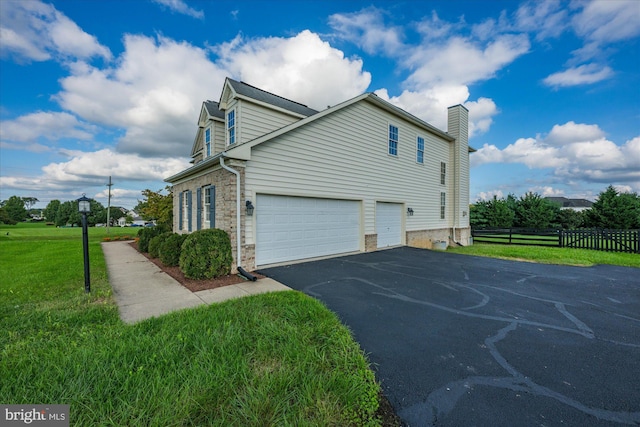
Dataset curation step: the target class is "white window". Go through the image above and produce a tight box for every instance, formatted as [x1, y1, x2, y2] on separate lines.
[440, 162, 446, 185]
[440, 192, 446, 220]
[204, 187, 213, 228]
[183, 191, 190, 230]
[416, 136, 424, 164]
[227, 110, 236, 145]
[388, 124, 398, 156]
[205, 127, 211, 157]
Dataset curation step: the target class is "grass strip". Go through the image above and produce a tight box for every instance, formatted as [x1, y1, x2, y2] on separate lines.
[447, 242, 639, 267]
[1, 223, 382, 426]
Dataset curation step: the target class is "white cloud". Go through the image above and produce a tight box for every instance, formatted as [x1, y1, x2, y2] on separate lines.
[476, 190, 505, 201]
[465, 98, 498, 137]
[329, 8, 528, 137]
[0, 0, 111, 62]
[543, 63, 613, 87]
[214, 30, 371, 110]
[405, 34, 530, 88]
[152, 0, 204, 19]
[571, 0, 640, 46]
[545, 121, 606, 145]
[52, 31, 371, 157]
[472, 123, 640, 192]
[374, 87, 498, 138]
[514, 0, 568, 40]
[328, 7, 404, 56]
[0, 111, 96, 144]
[55, 34, 227, 156]
[42, 149, 189, 183]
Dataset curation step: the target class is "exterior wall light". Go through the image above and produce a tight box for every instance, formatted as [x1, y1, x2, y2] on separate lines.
[77, 194, 91, 293]
[246, 200, 255, 216]
[407, 207, 414, 216]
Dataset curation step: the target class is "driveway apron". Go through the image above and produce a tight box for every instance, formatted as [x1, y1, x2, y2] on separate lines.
[260, 247, 640, 426]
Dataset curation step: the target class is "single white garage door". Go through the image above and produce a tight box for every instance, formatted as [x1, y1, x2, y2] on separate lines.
[256, 195, 360, 265]
[376, 202, 402, 248]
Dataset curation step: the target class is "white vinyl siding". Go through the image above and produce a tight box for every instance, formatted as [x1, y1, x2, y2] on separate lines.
[256, 195, 360, 265]
[213, 121, 225, 154]
[244, 100, 452, 244]
[238, 101, 302, 144]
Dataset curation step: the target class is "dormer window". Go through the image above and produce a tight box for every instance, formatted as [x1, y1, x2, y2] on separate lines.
[205, 127, 211, 156]
[227, 109, 236, 145]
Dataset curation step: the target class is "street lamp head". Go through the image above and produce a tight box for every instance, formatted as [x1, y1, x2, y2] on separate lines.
[77, 194, 91, 213]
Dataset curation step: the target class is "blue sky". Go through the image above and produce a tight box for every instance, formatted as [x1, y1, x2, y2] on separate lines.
[1, 0, 639, 210]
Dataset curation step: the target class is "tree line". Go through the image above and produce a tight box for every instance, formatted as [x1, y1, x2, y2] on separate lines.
[1, 187, 172, 228]
[471, 186, 640, 230]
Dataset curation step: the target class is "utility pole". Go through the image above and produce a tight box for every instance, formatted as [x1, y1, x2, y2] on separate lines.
[106, 176, 113, 234]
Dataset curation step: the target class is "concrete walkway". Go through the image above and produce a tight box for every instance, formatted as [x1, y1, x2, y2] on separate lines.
[101, 241, 290, 324]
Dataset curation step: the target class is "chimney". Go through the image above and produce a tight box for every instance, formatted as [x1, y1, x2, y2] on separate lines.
[447, 105, 470, 230]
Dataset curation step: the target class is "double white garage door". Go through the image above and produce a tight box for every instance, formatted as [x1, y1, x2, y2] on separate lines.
[256, 195, 402, 265]
[256, 195, 360, 265]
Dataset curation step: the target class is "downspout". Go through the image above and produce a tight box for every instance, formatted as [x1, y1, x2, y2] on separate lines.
[220, 155, 242, 271]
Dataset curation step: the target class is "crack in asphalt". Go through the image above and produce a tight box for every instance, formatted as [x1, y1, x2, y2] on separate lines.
[301, 267, 640, 426]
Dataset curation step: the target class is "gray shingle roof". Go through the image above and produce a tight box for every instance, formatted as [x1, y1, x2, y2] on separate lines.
[203, 100, 224, 119]
[227, 78, 318, 117]
[545, 197, 594, 208]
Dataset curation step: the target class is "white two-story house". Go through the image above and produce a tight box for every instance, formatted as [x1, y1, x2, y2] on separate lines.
[165, 78, 473, 272]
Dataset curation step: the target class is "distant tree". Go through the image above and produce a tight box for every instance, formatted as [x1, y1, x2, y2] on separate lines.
[0, 207, 17, 225]
[470, 202, 489, 228]
[585, 186, 640, 229]
[134, 187, 173, 228]
[55, 201, 77, 226]
[555, 209, 585, 230]
[22, 197, 39, 210]
[44, 200, 61, 222]
[514, 192, 559, 229]
[1, 196, 28, 223]
[486, 196, 515, 228]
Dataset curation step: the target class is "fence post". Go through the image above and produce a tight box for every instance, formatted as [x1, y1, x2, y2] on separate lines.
[509, 228, 513, 244]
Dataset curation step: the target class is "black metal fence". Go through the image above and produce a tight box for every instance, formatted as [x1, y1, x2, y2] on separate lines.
[472, 228, 639, 254]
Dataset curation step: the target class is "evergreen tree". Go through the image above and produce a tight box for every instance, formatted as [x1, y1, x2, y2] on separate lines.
[586, 186, 640, 229]
[514, 192, 559, 229]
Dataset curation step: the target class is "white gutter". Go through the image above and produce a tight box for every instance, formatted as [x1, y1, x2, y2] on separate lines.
[220, 155, 242, 269]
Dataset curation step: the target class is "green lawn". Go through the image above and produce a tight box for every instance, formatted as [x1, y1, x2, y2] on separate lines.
[447, 242, 640, 268]
[0, 223, 381, 426]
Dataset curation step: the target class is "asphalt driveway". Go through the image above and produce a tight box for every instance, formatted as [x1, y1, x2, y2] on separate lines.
[259, 247, 640, 426]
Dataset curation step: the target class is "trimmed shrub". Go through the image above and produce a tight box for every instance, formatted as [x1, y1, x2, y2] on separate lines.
[149, 232, 172, 259]
[179, 229, 233, 279]
[137, 224, 169, 253]
[159, 233, 188, 267]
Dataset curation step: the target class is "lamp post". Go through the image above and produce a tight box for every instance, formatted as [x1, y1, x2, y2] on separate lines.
[77, 194, 91, 293]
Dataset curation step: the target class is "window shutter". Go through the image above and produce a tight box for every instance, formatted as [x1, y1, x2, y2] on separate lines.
[178, 192, 183, 230]
[209, 186, 216, 228]
[187, 191, 193, 232]
[196, 187, 202, 231]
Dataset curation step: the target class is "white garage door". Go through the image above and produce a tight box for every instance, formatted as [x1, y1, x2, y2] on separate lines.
[256, 195, 360, 265]
[376, 202, 402, 248]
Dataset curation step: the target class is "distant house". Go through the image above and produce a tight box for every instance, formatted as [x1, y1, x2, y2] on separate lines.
[545, 197, 593, 212]
[118, 211, 145, 227]
[165, 78, 474, 272]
